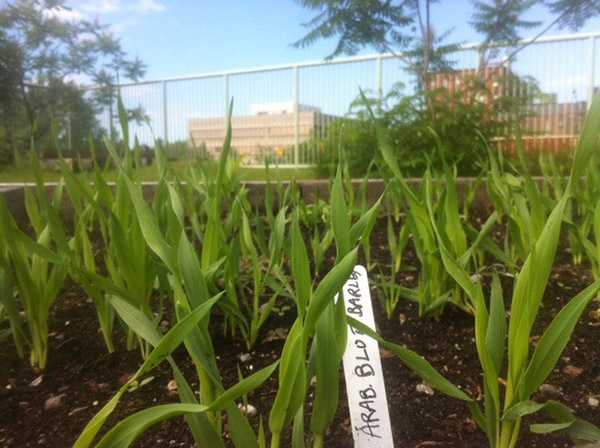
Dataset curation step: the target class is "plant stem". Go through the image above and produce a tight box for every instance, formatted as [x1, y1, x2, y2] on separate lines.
[507, 419, 521, 448]
[270, 433, 281, 448]
[313, 434, 324, 448]
[499, 419, 521, 448]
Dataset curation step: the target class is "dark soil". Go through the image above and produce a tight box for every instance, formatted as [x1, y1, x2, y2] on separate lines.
[1, 215, 599, 448]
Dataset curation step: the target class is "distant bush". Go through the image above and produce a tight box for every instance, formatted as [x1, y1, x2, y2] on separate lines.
[316, 75, 541, 178]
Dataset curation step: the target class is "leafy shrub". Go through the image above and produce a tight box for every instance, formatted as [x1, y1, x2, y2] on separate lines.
[317, 73, 542, 177]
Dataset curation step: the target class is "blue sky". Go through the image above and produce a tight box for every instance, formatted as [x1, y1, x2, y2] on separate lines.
[48, 1, 600, 146]
[57, 0, 600, 82]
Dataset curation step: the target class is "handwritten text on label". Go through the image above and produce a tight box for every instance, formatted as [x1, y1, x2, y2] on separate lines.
[341, 265, 394, 447]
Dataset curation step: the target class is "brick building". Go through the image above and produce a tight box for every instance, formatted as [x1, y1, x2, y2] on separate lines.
[430, 66, 585, 153]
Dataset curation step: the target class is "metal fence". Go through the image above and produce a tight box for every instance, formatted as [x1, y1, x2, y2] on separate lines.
[89, 32, 600, 166]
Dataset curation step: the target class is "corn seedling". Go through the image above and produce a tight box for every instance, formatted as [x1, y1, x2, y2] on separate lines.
[423, 136, 515, 315]
[352, 91, 600, 448]
[373, 215, 412, 319]
[0, 233, 25, 358]
[268, 151, 383, 448]
[568, 151, 600, 266]
[0, 192, 68, 369]
[70, 98, 263, 445]
[0, 144, 74, 369]
[233, 206, 289, 348]
[52, 138, 124, 353]
[362, 93, 466, 317]
[486, 130, 554, 265]
[301, 192, 334, 277]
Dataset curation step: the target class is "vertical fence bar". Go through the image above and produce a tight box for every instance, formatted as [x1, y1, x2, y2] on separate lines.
[162, 81, 169, 144]
[224, 73, 230, 121]
[589, 36, 596, 110]
[294, 65, 299, 166]
[223, 74, 230, 161]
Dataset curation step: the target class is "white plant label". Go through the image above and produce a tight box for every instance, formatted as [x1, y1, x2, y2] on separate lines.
[341, 265, 394, 447]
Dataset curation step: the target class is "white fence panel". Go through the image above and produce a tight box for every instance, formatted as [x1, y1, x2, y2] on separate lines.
[88, 32, 599, 166]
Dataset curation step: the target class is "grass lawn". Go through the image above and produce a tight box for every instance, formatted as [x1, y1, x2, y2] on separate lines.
[0, 159, 324, 183]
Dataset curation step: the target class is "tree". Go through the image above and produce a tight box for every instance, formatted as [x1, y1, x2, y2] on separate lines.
[296, 0, 600, 174]
[0, 0, 146, 160]
[294, 0, 599, 118]
[294, 0, 460, 120]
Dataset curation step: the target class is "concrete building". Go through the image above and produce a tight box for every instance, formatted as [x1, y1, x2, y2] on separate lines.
[188, 103, 336, 163]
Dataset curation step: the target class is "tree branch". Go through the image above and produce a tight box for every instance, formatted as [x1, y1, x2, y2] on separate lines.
[479, 7, 571, 87]
[380, 41, 419, 73]
[499, 10, 567, 68]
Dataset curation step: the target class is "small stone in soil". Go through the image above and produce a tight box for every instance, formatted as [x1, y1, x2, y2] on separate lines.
[68, 406, 88, 416]
[470, 273, 482, 284]
[538, 383, 562, 396]
[563, 365, 583, 377]
[44, 396, 62, 410]
[167, 380, 178, 393]
[588, 397, 599, 408]
[416, 382, 434, 395]
[159, 320, 170, 333]
[239, 353, 252, 363]
[238, 403, 257, 417]
[29, 375, 43, 387]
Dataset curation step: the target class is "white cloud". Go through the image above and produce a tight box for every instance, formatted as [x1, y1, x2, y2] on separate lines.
[67, 0, 165, 24]
[110, 19, 138, 34]
[133, 0, 165, 14]
[80, 0, 122, 15]
[57, 0, 165, 36]
[43, 6, 85, 22]
[64, 72, 94, 86]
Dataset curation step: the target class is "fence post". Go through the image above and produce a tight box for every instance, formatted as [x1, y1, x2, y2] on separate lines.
[589, 36, 596, 110]
[224, 73, 230, 159]
[162, 81, 169, 144]
[294, 65, 299, 166]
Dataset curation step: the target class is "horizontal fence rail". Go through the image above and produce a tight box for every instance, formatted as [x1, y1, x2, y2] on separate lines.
[75, 32, 600, 166]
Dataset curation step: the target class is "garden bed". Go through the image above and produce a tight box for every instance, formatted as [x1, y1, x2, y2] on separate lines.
[1, 215, 599, 448]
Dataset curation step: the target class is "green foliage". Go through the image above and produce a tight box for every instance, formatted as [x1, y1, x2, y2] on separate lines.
[3, 72, 600, 447]
[360, 90, 600, 448]
[295, 0, 599, 85]
[0, 152, 70, 369]
[0, 0, 145, 162]
[293, 0, 412, 59]
[317, 72, 542, 177]
[300, 0, 598, 178]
